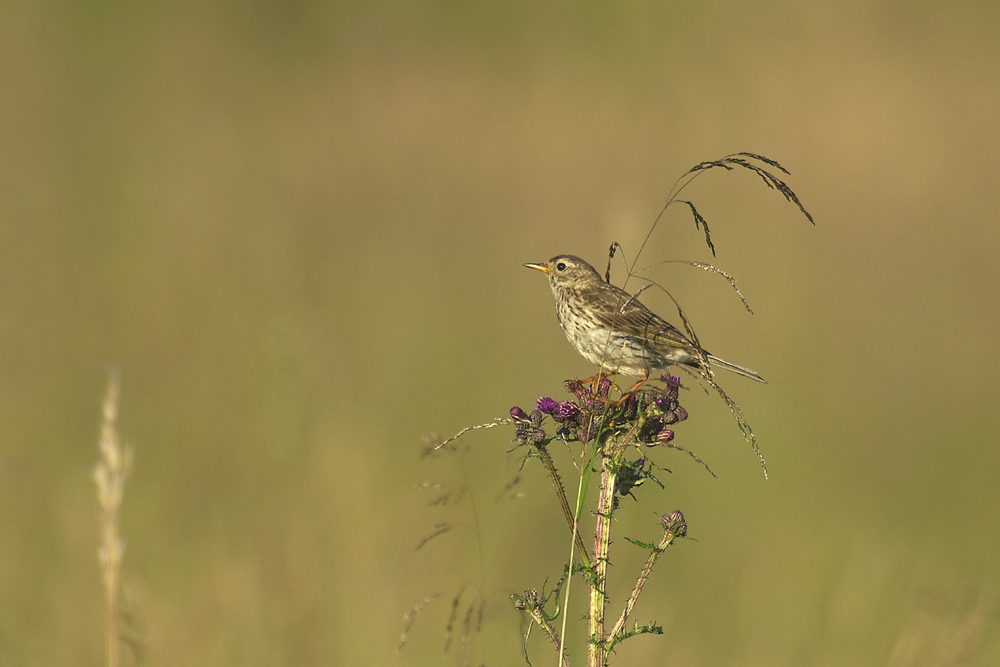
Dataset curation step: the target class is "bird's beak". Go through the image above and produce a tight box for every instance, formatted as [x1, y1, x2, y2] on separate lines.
[524, 262, 553, 275]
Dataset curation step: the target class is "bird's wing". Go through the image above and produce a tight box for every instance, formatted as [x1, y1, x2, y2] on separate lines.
[586, 284, 695, 351]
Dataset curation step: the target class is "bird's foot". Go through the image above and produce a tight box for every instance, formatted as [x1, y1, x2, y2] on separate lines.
[581, 372, 620, 400]
[613, 372, 650, 408]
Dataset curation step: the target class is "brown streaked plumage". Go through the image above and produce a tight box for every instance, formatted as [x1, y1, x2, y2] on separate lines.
[524, 254, 765, 385]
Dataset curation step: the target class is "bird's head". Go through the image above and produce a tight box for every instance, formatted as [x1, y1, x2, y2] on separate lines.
[524, 255, 601, 290]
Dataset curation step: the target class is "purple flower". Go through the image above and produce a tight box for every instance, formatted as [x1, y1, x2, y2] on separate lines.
[656, 429, 675, 443]
[537, 397, 559, 415]
[654, 395, 674, 412]
[555, 401, 580, 422]
[619, 393, 639, 419]
[666, 406, 688, 424]
[597, 377, 612, 397]
[514, 374, 686, 449]
[564, 379, 588, 401]
[659, 374, 682, 391]
[514, 407, 548, 445]
[649, 374, 688, 425]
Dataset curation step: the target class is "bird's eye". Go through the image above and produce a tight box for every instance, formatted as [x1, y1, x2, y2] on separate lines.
[556, 262, 567, 271]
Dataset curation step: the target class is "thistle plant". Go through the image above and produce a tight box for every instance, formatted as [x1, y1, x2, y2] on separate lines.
[423, 374, 702, 666]
[413, 152, 811, 665]
[509, 374, 702, 666]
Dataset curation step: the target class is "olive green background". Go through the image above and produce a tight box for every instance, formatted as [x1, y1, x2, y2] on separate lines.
[2, 1, 998, 665]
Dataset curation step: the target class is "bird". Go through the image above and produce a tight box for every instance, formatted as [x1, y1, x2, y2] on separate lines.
[524, 254, 765, 392]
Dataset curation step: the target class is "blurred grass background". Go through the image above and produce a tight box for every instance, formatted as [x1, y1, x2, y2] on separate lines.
[1, 0, 999, 665]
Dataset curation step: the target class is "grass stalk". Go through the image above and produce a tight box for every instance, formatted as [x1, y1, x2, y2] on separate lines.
[93, 371, 132, 667]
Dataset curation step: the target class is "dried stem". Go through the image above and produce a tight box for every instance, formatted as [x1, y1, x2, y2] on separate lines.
[514, 589, 573, 667]
[93, 370, 132, 667]
[398, 594, 440, 651]
[606, 511, 687, 654]
[431, 418, 512, 451]
[536, 444, 591, 568]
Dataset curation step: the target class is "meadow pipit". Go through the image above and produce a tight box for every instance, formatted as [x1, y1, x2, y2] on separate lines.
[525, 255, 765, 392]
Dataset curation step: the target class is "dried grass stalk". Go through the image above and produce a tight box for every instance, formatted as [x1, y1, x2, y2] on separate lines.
[93, 371, 132, 667]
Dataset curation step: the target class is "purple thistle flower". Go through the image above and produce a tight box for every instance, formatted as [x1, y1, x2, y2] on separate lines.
[666, 406, 688, 424]
[555, 401, 580, 422]
[513, 373, 685, 449]
[513, 407, 548, 446]
[537, 397, 559, 415]
[620, 393, 639, 420]
[654, 395, 675, 412]
[564, 379, 586, 399]
[597, 377, 612, 397]
[659, 374, 682, 392]
[656, 429, 675, 443]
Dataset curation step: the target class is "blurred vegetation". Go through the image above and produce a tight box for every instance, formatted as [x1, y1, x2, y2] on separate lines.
[1, 0, 998, 665]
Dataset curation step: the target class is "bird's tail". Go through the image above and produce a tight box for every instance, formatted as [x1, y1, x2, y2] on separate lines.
[706, 354, 766, 383]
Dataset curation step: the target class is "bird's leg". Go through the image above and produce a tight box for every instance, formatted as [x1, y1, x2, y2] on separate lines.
[582, 372, 619, 400]
[615, 369, 650, 407]
[582, 371, 614, 387]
